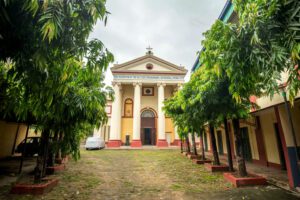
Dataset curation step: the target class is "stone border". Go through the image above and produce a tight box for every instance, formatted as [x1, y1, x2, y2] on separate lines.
[10, 178, 59, 195]
[223, 173, 267, 187]
[46, 164, 66, 175]
[204, 163, 229, 172]
[55, 157, 68, 164]
[187, 154, 201, 159]
[192, 159, 212, 164]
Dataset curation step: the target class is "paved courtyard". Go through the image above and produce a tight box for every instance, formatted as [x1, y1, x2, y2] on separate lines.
[0, 149, 299, 200]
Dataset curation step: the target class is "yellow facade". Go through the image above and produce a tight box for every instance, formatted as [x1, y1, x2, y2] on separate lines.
[278, 102, 300, 146]
[204, 126, 211, 151]
[120, 117, 176, 144]
[165, 118, 175, 142]
[259, 111, 281, 164]
[0, 121, 37, 158]
[121, 118, 133, 142]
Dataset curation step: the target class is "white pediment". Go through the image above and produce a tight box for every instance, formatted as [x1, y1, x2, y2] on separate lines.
[124, 60, 172, 72]
[111, 54, 187, 75]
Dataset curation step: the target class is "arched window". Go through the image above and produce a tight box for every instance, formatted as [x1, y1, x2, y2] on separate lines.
[141, 110, 155, 118]
[124, 99, 133, 117]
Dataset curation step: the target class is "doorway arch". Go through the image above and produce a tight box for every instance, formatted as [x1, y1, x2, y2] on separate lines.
[141, 109, 156, 145]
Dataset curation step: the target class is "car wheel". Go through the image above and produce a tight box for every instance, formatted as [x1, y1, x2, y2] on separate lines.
[86, 148, 89, 150]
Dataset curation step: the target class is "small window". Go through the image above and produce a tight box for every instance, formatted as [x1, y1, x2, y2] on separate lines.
[146, 63, 153, 70]
[142, 87, 154, 96]
[124, 99, 133, 117]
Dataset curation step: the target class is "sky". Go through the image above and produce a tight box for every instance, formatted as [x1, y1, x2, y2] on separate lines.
[89, 0, 227, 86]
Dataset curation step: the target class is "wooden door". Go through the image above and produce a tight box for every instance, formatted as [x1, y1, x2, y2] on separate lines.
[151, 128, 156, 145]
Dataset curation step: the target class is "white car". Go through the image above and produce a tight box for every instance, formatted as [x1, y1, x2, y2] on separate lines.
[85, 137, 105, 150]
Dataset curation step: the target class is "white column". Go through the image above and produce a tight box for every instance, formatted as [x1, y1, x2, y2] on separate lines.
[132, 82, 142, 141]
[157, 83, 166, 140]
[109, 82, 122, 142]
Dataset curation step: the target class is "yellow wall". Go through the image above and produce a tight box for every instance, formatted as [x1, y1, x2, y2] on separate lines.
[120, 84, 175, 118]
[259, 110, 281, 164]
[120, 117, 175, 143]
[0, 121, 33, 158]
[278, 102, 300, 147]
[121, 85, 134, 116]
[121, 118, 133, 143]
[204, 126, 211, 151]
[165, 118, 175, 141]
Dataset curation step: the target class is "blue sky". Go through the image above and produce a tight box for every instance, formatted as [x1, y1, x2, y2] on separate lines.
[90, 0, 226, 85]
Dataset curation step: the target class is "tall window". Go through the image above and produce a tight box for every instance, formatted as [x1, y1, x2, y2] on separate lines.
[124, 99, 133, 117]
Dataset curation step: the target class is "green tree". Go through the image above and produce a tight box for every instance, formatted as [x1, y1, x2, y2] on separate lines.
[0, 0, 114, 182]
[199, 0, 300, 176]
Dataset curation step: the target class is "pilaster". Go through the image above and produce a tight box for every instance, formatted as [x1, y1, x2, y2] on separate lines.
[157, 83, 168, 147]
[131, 82, 142, 147]
[107, 82, 122, 148]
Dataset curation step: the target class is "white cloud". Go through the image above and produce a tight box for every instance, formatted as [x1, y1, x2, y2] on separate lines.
[89, 0, 226, 86]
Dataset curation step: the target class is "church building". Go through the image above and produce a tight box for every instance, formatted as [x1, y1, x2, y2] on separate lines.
[95, 49, 187, 147]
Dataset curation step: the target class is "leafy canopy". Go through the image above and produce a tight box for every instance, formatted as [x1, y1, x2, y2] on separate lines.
[0, 0, 114, 158]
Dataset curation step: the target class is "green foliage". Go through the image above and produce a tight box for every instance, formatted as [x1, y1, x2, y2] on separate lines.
[164, 66, 250, 137]
[0, 0, 114, 158]
[200, 0, 300, 103]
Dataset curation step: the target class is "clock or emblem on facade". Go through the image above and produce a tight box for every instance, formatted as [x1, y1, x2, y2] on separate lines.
[142, 87, 154, 96]
[146, 63, 153, 70]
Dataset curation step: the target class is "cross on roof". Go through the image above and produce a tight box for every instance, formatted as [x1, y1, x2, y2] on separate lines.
[146, 45, 153, 55]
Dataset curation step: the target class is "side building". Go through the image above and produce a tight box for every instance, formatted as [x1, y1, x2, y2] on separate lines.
[192, 0, 300, 189]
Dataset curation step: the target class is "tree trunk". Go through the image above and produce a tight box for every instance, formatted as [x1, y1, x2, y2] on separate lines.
[224, 118, 234, 172]
[42, 131, 50, 177]
[209, 123, 220, 165]
[182, 138, 186, 152]
[180, 138, 183, 153]
[185, 135, 191, 153]
[48, 132, 58, 167]
[232, 118, 247, 177]
[56, 132, 63, 160]
[200, 133, 206, 161]
[191, 132, 198, 155]
[34, 129, 50, 183]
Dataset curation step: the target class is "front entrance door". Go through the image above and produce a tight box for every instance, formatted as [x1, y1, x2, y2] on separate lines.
[141, 109, 156, 145]
[144, 128, 152, 145]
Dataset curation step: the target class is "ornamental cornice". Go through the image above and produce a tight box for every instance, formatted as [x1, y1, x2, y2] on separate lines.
[157, 83, 166, 87]
[133, 82, 142, 86]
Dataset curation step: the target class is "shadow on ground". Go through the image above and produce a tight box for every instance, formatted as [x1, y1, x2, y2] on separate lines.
[0, 149, 299, 200]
